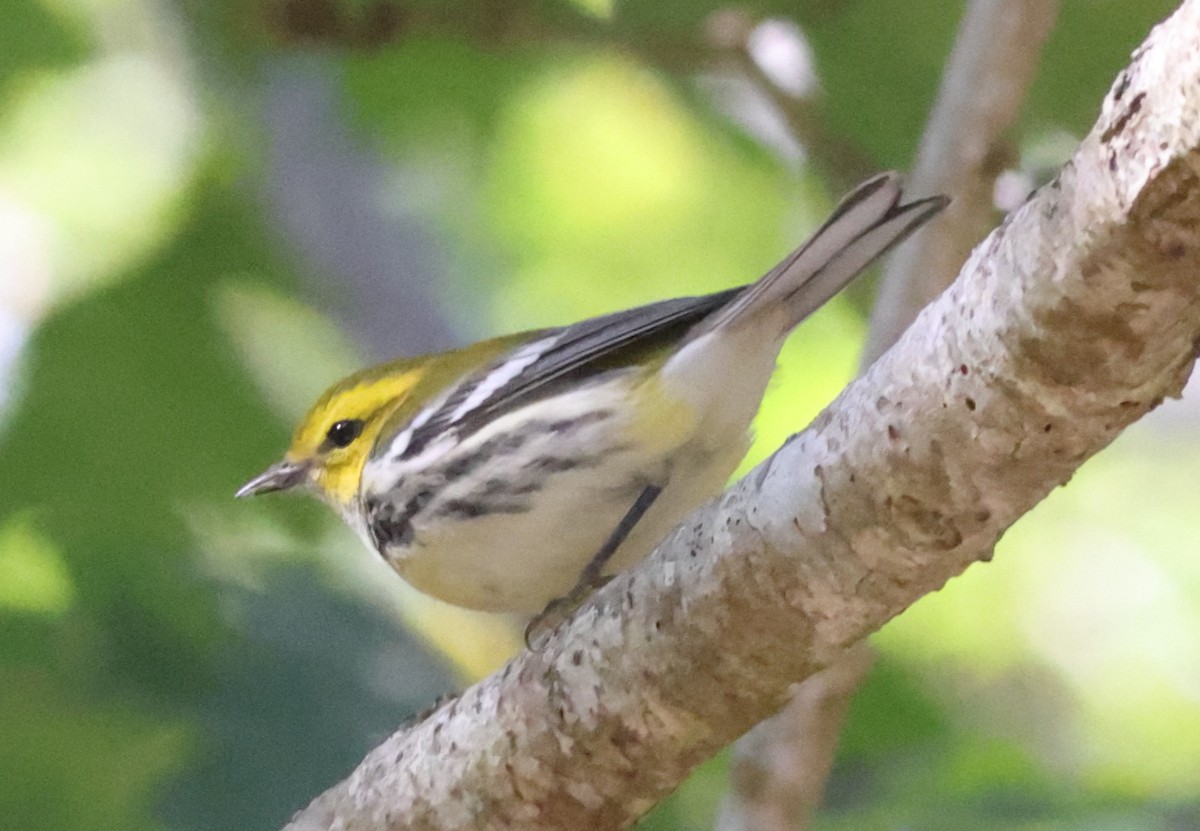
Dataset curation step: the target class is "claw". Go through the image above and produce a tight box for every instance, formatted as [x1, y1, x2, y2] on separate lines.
[524, 575, 614, 649]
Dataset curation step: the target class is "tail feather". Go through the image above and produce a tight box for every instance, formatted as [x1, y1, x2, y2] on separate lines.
[695, 172, 949, 339]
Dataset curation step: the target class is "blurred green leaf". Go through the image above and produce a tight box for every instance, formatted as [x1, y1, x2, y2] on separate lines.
[1024, 0, 1180, 134]
[344, 38, 542, 152]
[0, 512, 74, 615]
[482, 52, 793, 328]
[0, 0, 90, 101]
[800, 0, 959, 167]
[0, 672, 189, 831]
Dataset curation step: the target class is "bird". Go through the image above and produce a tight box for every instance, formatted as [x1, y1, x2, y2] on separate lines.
[237, 172, 947, 629]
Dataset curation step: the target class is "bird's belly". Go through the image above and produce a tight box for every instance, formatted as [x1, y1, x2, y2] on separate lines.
[375, 395, 748, 612]
[362, 372, 753, 614]
[398, 468, 640, 613]
[390, 440, 743, 614]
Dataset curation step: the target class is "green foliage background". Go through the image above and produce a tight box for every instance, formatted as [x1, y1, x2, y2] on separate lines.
[0, 1, 1197, 829]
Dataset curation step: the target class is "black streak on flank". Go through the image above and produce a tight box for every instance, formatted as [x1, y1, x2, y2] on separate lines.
[524, 455, 601, 474]
[547, 409, 614, 435]
[482, 478, 543, 497]
[435, 499, 530, 520]
[368, 507, 414, 549]
[367, 489, 434, 550]
[441, 449, 490, 479]
[481, 432, 529, 456]
[438, 431, 533, 480]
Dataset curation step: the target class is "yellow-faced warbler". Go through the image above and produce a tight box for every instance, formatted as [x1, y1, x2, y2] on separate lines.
[238, 173, 946, 624]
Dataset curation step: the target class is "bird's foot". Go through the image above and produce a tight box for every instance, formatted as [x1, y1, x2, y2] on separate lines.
[524, 574, 614, 649]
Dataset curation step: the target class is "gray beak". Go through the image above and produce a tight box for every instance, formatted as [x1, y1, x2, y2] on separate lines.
[235, 461, 309, 498]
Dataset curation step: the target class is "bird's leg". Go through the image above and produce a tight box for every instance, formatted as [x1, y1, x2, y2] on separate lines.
[578, 483, 663, 589]
[525, 483, 663, 647]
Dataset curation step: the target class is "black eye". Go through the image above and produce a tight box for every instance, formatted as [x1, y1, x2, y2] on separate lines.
[326, 419, 364, 449]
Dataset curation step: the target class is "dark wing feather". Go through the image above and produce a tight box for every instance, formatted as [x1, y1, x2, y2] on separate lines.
[402, 288, 741, 457]
[512, 288, 742, 389]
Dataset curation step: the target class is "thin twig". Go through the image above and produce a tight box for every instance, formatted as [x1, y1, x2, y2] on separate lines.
[863, 0, 1060, 363]
[717, 643, 875, 831]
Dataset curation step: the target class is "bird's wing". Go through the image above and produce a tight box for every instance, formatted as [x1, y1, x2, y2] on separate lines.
[393, 288, 742, 460]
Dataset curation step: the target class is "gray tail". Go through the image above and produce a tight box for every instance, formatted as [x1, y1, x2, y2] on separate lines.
[696, 172, 948, 338]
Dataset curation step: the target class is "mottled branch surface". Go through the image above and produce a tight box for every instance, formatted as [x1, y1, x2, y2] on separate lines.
[284, 3, 1200, 829]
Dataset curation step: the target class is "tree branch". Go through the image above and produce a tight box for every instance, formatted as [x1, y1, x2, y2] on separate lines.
[283, 2, 1200, 828]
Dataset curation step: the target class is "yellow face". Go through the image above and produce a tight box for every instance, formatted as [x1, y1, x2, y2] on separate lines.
[236, 364, 424, 509]
[288, 369, 424, 506]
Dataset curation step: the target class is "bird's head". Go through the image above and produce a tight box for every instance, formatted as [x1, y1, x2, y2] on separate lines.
[236, 364, 421, 510]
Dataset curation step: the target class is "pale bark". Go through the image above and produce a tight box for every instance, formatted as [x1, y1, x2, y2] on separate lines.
[718, 4, 1060, 828]
[284, 2, 1200, 828]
